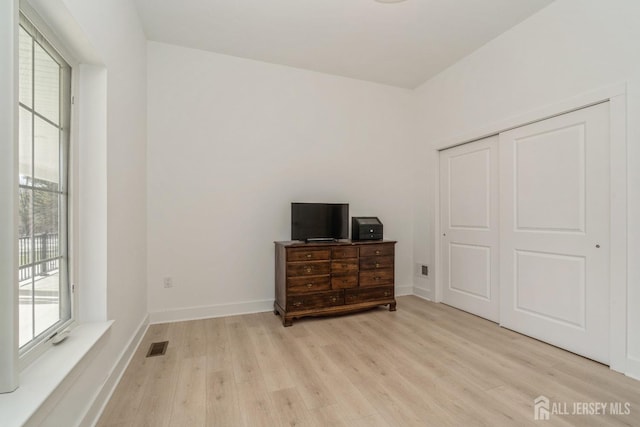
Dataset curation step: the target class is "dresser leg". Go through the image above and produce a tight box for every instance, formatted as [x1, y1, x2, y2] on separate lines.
[283, 317, 293, 327]
[389, 301, 397, 312]
[273, 302, 279, 315]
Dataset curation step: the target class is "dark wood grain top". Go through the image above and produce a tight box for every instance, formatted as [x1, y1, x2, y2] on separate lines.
[275, 239, 396, 248]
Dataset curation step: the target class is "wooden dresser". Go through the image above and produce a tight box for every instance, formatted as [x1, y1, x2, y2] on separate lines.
[274, 240, 397, 326]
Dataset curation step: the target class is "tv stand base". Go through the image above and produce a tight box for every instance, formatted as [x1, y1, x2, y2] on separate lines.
[305, 238, 336, 243]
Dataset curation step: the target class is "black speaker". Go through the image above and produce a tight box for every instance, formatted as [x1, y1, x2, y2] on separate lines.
[352, 217, 383, 241]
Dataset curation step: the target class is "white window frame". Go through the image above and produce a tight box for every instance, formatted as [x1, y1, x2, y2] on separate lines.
[17, 9, 76, 368]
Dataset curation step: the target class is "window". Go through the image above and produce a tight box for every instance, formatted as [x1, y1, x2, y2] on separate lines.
[18, 13, 72, 351]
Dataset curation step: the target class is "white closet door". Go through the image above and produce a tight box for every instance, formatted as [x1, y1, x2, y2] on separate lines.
[499, 102, 610, 364]
[440, 136, 500, 322]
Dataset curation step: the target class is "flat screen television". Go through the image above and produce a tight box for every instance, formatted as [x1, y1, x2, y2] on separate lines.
[291, 202, 349, 242]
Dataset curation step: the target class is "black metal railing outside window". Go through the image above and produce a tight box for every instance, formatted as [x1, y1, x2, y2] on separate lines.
[18, 232, 59, 282]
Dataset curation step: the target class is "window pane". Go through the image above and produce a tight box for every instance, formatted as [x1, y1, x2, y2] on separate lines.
[19, 281, 34, 347]
[32, 191, 60, 337]
[19, 26, 32, 108]
[19, 106, 33, 182]
[32, 189, 59, 240]
[18, 188, 33, 267]
[34, 116, 59, 190]
[34, 270, 60, 337]
[34, 43, 59, 124]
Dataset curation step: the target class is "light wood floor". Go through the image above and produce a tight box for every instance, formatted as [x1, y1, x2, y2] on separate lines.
[97, 296, 640, 426]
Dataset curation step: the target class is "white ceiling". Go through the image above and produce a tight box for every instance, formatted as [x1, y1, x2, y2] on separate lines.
[133, 0, 553, 89]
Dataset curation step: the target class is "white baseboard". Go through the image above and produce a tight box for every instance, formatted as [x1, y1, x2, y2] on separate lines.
[80, 314, 149, 427]
[149, 299, 274, 324]
[395, 284, 413, 296]
[626, 355, 640, 381]
[412, 286, 432, 301]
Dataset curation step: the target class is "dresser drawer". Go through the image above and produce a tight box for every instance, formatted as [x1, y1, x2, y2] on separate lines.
[359, 268, 394, 287]
[332, 246, 358, 259]
[345, 286, 394, 304]
[359, 255, 393, 270]
[287, 261, 330, 277]
[359, 244, 394, 258]
[288, 248, 331, 262]
[331, 259, 358, 274]
[331, 273, 358, 289]
[288, 291, 344, 311]
[287, 276, 331, 294]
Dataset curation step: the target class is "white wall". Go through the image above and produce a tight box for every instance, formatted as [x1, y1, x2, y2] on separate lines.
[413, 0, 640, 377]
[147, 41, 416, 320]
[19, 0, 149, 424]
[63, 0, 148, 342]
[60, 0, 148, 329]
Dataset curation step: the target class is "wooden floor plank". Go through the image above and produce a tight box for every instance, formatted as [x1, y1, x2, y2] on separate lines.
[244, 314, 296, 392]
[270, 387, 315, 427]
[225, 316, 263, 383]
[267, 325, 337, 410]
[168, 355, 207, 427]
[236, 375, 278, 427]
[204, 317, 233, 372]
[205, 369, 242, 427]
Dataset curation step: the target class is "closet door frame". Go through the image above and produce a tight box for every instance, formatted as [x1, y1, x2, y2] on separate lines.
[433, 83, 627, 373]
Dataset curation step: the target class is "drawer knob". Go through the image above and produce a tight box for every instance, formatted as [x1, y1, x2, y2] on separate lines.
[306, 254, 312, 258]
[307, 283, 313, 288]
[375, 263, 380, 268]
[384, 291, 390, 297]
[375, 276, 381, 281]
[331, 297, 337, 302]
[306, 267, 312, 273]
[293, 301, 302, 307]
[375, 250, 381, 255]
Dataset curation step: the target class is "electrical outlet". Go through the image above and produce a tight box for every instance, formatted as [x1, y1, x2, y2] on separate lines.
[163, 277, 173, 288]
[421, 265, 429, 276]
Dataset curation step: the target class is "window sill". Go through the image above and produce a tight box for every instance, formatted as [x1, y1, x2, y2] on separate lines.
[0, 320, 113, 427]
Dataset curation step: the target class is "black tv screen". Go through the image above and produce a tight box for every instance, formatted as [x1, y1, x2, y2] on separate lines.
[291, 203, 349, 241]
